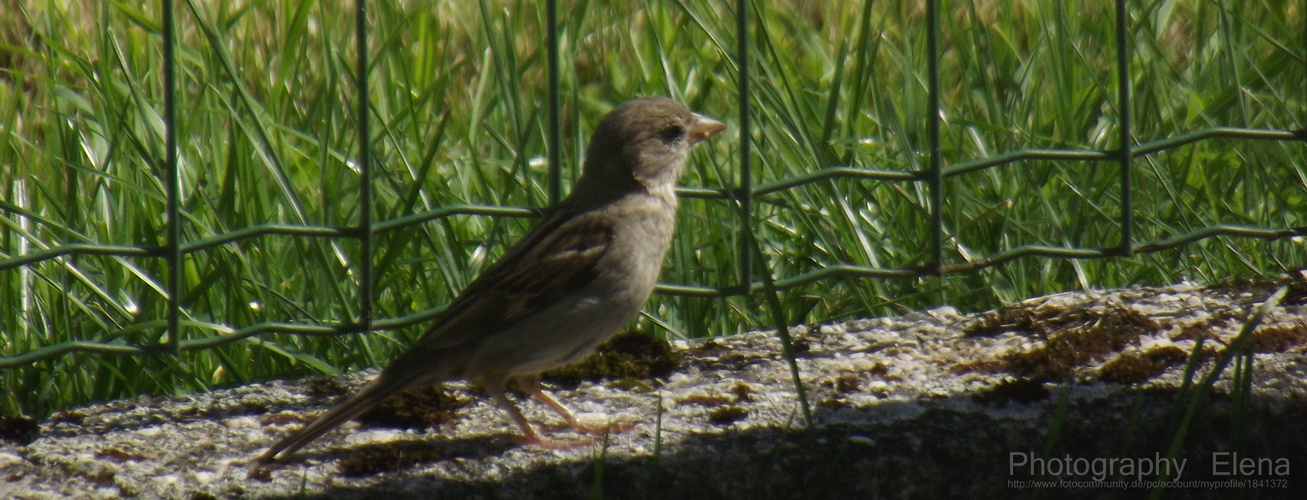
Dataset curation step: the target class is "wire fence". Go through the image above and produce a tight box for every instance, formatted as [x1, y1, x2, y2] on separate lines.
[1, 0, 1305, 370]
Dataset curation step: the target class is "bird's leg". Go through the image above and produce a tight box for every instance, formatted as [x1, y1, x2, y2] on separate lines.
[484, 375, 591, 449]
[515, 374, 635, 435]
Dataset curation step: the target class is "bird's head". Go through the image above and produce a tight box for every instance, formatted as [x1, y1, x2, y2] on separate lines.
[575, 97, 725, 198]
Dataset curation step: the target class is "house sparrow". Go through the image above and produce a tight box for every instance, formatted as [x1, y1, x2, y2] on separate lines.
[260, 97, 725, 461]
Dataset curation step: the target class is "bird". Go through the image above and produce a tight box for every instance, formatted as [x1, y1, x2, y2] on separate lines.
[259, 97, 726, 461]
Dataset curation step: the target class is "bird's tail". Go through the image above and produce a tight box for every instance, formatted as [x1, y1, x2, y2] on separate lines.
[258, 372, 422, 462]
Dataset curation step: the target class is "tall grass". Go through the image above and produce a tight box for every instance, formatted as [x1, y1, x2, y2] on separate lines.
[1, 0, 1303, 417]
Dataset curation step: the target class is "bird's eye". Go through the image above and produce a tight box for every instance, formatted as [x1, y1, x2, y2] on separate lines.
[658, 124, 685, 142]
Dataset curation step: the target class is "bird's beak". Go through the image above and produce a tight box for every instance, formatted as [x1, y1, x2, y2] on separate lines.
[687, 114, 727, 145]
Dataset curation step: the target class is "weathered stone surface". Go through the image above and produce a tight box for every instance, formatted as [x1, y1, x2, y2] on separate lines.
[3, 281, 1305, 498]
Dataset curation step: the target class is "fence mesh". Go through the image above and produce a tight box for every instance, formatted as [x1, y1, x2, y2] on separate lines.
[1, 0, 1304, 377]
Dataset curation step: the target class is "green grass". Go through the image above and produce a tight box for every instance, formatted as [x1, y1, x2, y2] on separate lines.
[1, 0, 1304, 419]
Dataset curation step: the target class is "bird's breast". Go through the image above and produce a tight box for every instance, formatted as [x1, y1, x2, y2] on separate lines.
[597, 195, 676, 294]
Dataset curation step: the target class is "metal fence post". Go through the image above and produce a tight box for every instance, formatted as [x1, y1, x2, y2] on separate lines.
[547, 0, 562, 206]
[926, 0, 945, 276]
[1115, 0, 1134, 256]
[356, 0, 374, 329]
[162, 0, 181, 353]
[736, 0, 753, 290]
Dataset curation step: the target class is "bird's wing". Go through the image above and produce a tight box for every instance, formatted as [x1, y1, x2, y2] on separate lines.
[412, 208, 614, 350]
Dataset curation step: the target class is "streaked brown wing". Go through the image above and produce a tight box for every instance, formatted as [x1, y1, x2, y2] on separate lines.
[410, 209, 614, 351]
